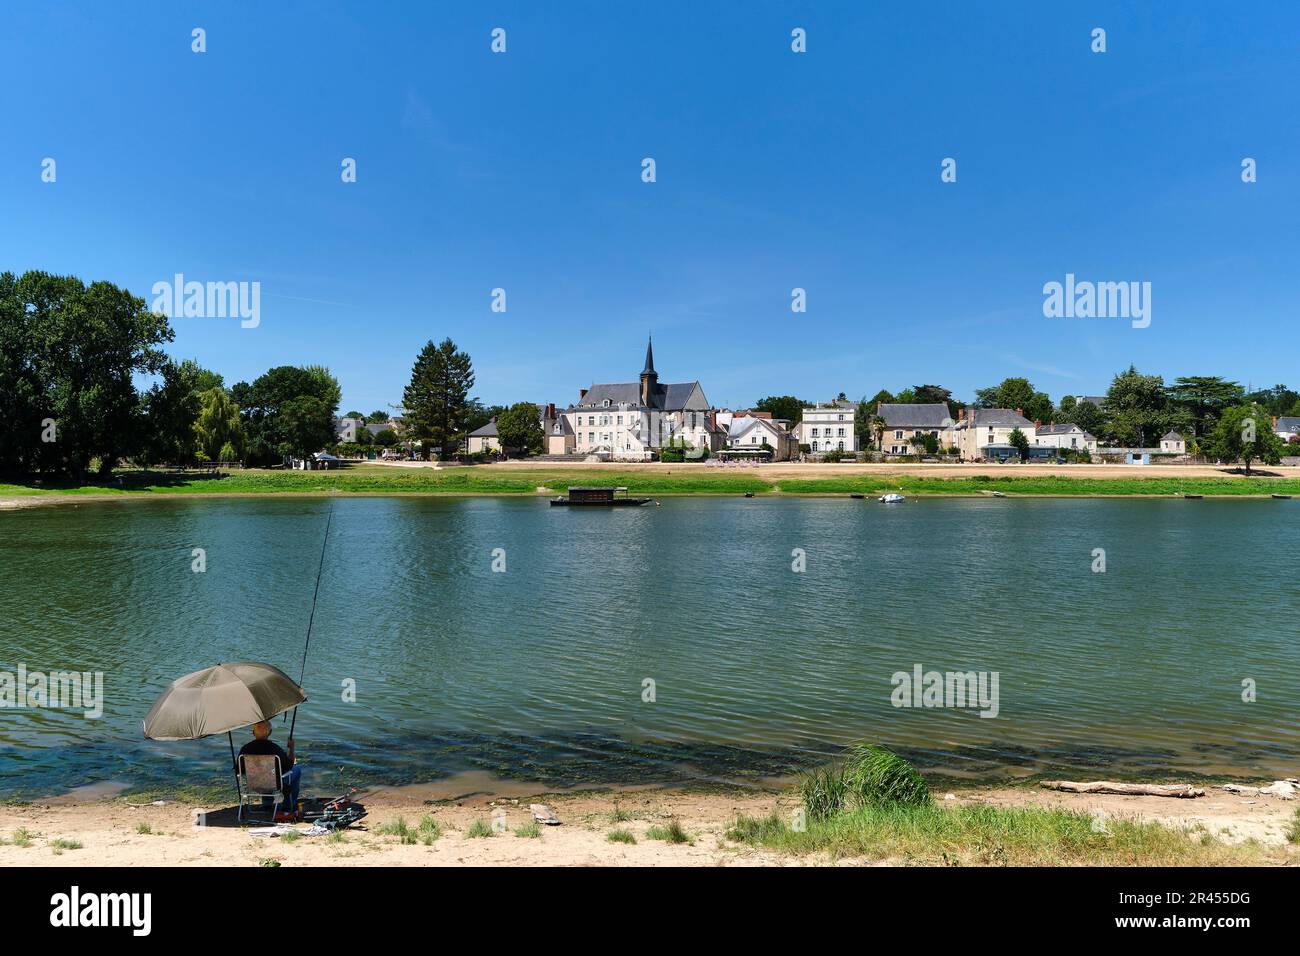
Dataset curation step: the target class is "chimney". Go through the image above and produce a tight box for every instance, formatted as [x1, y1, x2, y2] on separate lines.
[579, 388, 588, 401]
[546, 403, 556, 419]
[1273, 416, 1278, 428]
[1015, 407, 1023, 416]
[959, 408, 965, 420]
[1034, 419, 1041, 428]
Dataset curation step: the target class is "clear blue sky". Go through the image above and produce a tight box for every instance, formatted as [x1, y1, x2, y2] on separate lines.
[2, 1, 1297, 413]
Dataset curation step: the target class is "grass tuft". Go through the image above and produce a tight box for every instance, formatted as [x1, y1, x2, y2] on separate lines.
[514, 821, 542, 839]
[841, 745, 930, 809]
[607, 828, 637, 844]
[645, 820, 692, 844]
[465, 818, 494, 839]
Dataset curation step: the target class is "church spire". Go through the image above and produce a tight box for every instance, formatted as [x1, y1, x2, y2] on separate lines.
[639, 335, 659, 406]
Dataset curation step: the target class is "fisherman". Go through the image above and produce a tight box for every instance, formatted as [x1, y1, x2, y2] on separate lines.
[236, 720, 301, 814]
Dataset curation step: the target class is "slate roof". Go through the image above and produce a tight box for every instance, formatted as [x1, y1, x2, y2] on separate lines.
[965, 408, 1034, 427]
[1276, 417, 1300, 434]
[575, 381, 701, 411]
[468, 419, 498, 438]
[1036, 423, 1085, 435]
[1161, 430, 1184, 441]
[877, 403, 953, 428]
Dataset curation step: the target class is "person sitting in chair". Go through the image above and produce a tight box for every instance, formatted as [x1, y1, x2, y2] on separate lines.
[236, 720, 300, 814]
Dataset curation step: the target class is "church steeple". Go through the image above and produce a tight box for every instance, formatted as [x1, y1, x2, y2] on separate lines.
[639, 335, 659, 406]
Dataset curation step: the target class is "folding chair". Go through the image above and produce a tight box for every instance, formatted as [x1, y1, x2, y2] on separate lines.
[237, 754, 286, 823]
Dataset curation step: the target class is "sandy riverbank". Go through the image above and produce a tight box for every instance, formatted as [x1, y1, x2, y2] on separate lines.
[2, 779, 1295, 867]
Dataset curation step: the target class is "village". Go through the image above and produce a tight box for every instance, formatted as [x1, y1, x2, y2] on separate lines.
[327, 336, 1300, 469]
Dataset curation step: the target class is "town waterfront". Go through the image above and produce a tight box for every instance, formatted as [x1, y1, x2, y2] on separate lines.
[1, 495, 1297, 799]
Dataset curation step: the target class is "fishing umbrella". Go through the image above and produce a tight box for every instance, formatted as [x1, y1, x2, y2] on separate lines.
[143, 661, 307, 797]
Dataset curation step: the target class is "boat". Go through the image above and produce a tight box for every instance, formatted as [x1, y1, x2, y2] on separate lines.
[879, 493, 906, 503]
[1183, 494, 1203, 499]
[989, 491, 1007, 498]
[849, 493, 865, 499]
[550, 486, 652, 507]
[1272, 494, 1292, 500]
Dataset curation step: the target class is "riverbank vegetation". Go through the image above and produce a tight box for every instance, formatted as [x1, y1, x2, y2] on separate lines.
[728, 745, 1271, 865]
[5, 464, 1300, 500]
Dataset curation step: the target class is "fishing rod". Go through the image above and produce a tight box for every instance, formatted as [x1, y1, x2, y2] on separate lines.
[287, 501, 334, 737]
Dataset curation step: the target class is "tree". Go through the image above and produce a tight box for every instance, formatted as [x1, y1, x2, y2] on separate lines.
[140, 359, 224, 465]
[1007, 427, 1030, 462]
[1167, 376, 1244, 438]
[753, 395, 805, 425]
[974, 377, 1053, 423]
[372, 428, 398, 448]
[1104, 366, 1168, 447]
[495, 402, 543, 456]
[366, 410, 389, 424]
[0, 271, 173, 477]
[403, 338, 475, 460]
[912, 384, 952, 405]
[909, 431, 940, 455]
[1205, 403, 1285, 475]
[1058, 395, 1106, 437]
[237, 365, 341, 465]
[193, 387, 245, 462]
[278, 395, 335, 459]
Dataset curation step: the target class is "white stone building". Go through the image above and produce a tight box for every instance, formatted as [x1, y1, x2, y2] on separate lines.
[794, 400, 857, 454]
[564, 339, 719, 460]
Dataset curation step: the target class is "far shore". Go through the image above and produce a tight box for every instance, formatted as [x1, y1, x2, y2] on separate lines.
[2, 776, 1296, 867]
[4, 460, 1300, 511]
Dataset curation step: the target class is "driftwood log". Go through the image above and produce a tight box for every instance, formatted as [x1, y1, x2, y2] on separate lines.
[1041, 781, 1205, 798]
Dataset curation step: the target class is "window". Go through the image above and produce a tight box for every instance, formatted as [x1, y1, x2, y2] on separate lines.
[895, 430, 903, 440]
[812, 428, 820, 437]
[838, 441, 844, 450]
[617, 415, 623, 425]
[838, 414, 844, 421]
[587, 432, 594, 442]
[837, 428, 845, 437]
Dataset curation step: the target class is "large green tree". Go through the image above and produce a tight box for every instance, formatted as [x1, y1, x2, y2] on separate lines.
[0, 271, 173, 477]
[1166, 376, 1243, 439]
[973, 377, 1053, 423]
[1103, 366, 1168, 447]
[235, 365, 341, 465]
[495, 402, 543, 456]
[403, 338, 475, 460]
[1205, 403, 1285, 474]
[753, 395, 806, 424]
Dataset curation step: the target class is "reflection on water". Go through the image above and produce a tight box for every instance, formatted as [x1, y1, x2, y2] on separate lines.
[1, 495, 1297, 796]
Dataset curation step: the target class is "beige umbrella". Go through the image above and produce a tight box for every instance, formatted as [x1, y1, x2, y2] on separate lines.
[143, 662, 307, 800]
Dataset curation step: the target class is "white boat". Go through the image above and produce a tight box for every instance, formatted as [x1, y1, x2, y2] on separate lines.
[879, 493, 906, 503]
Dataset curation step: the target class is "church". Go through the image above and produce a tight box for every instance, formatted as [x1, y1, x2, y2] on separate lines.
[564, 338, 720, 460]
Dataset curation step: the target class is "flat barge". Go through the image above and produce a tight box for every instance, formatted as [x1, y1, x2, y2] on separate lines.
[550, 486, 652, 507]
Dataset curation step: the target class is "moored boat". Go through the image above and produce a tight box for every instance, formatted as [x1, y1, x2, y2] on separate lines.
[550, 486, 652, 507]
[879, 493, 906, 503]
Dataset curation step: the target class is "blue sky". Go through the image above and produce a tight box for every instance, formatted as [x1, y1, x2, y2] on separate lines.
[2, 1, 1297, 413]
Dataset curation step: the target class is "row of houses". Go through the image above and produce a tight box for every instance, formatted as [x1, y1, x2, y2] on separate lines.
[341, 338, 1300, 462]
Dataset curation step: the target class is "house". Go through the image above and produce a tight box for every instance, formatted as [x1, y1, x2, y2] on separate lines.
[334, 417, 366, 442]
[725, 412, 797, 460]
[1034, 422, 1099, 455]
[1159, 430, 1186, 454]
[1274, 417, 1300, 442]
[875, 403, 954, 455]
[794, 400, 857, 454]
[952, 408, 1036, 460]
[545, 406, 576, 455]
[466, 418, 502, 455]
[564, 338, 718, 460]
